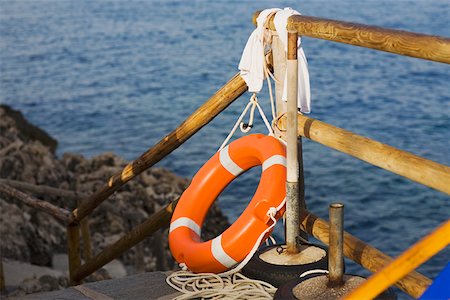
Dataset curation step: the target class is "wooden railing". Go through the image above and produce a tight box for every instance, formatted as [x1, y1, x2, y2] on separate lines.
[274, 114, 450, 195]
[1, 11, 449, 299]
[254, 12, 450, 64]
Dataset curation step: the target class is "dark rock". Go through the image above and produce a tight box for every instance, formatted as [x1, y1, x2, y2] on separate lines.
[0, 105, 57, 153]
[39, 275, 59, 291]
[0, 106, 230, 291]
[58, 275, 69, 288]
[18, 277, 41, 294]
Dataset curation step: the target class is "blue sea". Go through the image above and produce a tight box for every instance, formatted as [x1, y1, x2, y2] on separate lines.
[1, 0, 449, 298]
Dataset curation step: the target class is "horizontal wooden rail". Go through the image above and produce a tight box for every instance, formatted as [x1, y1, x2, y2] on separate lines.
[72, 199, 178, 282]
[275, 114, 450, 195]
[0, 179, 88, 200]
[345, 219, 450, 299]
[0, 183, 70, 223]
[69, 73, 248, 224]
[299, 209, 431, 298]
[253, 12, 450, 64]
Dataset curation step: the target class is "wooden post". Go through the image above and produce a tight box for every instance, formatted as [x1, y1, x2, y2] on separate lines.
[69, 72, 248, 225]
[67, 223, 81, 285]
[271, 33, 287, 114]
[299, 209, 432, 298]
[345, 219, 450, 300]
[328, 203, 344, 286]
[77, 199, 92, 262]
[285, 30, 300, 253]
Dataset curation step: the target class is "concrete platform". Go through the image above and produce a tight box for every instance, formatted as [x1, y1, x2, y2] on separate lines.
[16, 272, 180, 300]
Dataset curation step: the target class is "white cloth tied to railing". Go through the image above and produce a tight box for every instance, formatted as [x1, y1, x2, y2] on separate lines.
[238, 7, 311, 114]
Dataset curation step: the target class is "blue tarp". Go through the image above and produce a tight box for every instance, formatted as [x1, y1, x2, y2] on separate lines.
[419, 262, 450, 300]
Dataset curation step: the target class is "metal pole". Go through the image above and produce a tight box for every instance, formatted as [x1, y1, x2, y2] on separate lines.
[299, 208, 431, 298]
[329, 203, 344, 286]
[286, 30, 300, 253]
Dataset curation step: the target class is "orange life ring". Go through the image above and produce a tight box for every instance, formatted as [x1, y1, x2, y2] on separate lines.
[169, 134, 287, 273]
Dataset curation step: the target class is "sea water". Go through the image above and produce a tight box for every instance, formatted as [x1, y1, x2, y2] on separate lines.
[1, 1, 449, 298]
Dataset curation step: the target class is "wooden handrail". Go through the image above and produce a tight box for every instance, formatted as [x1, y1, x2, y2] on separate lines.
[253, 12, 450, 64]
[0, 183, 70, 223]
[275, 114, 450, 195]
[69, 73, 248, 224]
[72, 199, 178, 282]
[299, 209, 431, 298]
[0, 179, 88, 200]
[345, 219, 450, 299]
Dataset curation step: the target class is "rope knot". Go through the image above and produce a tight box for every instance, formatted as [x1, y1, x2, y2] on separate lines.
[179, 263, 188, 271]
[267, 207, 277, 218]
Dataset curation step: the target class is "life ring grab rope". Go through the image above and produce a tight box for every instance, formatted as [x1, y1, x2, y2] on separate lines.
[218, 92, 275, 152]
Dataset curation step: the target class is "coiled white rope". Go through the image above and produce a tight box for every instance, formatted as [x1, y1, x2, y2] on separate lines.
[166, 272, 276, 300]
[166, 207, 283, 299]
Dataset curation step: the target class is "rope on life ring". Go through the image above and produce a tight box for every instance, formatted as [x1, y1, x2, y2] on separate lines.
[169, 134, 286, 274]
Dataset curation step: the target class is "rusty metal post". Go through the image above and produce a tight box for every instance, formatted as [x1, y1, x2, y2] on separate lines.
[67, 223, 81, 285]
[329, 203, 344, 286]
[286, 30, 300, 253]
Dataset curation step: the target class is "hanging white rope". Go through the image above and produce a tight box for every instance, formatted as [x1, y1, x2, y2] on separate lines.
[218, 93, 274, 151]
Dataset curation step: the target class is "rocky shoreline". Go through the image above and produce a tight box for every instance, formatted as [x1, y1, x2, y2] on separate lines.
[0, 105, 230, 297]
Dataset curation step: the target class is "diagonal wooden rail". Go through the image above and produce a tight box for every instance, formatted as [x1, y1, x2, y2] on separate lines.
[275, 114, 450, 195]
[69, 73, 248, 225]
[71, 200, 179, 282]
[0, 179, 88, 200]
[0, 183, 70, 223]
[253, 12, 450, 64]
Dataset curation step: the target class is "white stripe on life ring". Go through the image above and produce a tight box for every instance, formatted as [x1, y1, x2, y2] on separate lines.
[211, 235, 238, 268]
[219, 145, 244, 176]
[262, 155, 287, 171]
[169, 217, 201, 237]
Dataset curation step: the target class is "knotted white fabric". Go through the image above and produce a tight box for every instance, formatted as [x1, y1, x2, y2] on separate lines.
[238, 8, 280, 93]
[238, 7, 311, 114]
